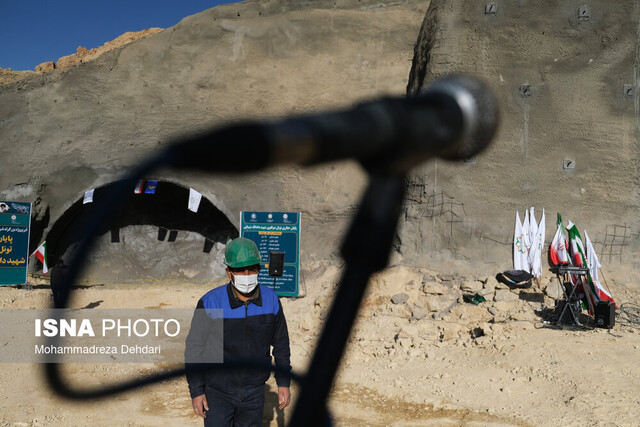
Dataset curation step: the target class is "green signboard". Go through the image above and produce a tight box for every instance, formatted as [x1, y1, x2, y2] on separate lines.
[0, 201, 31, 285]
[240, 212, 300, 297]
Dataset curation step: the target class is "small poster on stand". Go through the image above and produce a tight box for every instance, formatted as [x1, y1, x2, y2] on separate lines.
[240, 211, 301, 297]
[0, 201, 31, 285]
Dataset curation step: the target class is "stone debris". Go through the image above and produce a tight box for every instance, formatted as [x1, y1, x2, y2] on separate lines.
[544, 282, 563, 299]
[427, 295, 457, 313]
[494, 281, 510, 290]
[460, 280, 483, 294]
[391, 293, 409, 304]
[494, 289, 519, 302]
[285, 260, 567, 365]
[405, 280, 416, 290]
[411, 307, 428, 320]
[35, 62, 55, 73]
[422, 281, 447, 295]
[437, 274, 458, 283]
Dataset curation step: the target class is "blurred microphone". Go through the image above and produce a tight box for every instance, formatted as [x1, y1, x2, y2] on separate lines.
[167, 74, 499, 174]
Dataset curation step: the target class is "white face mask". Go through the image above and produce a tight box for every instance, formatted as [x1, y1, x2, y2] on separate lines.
[231, 272, 259, 294]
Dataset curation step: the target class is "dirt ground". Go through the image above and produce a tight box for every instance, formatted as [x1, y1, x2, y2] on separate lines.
[0, 264, 639, 426]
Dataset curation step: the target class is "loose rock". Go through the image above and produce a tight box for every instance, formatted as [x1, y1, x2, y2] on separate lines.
[422, 281, 447, 295]
[391, 293, 409, 304]
[494, 289, 519, 302]
[544, 283, 563, 299]
[412, 307, 428, 320]
[35, 62, 55, 73]
[461, 280, 483, 293]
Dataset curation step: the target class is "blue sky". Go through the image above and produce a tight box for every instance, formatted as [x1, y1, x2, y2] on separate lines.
[0, 0, 234, 71]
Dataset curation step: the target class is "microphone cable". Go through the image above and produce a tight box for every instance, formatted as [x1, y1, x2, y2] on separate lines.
[42, 74, 498, 427]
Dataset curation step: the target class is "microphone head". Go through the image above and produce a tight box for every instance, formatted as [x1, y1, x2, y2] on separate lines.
[423, 74, 499, 161]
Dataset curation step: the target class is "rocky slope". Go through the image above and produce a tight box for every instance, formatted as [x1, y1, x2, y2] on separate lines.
[0, 28, 162, 85]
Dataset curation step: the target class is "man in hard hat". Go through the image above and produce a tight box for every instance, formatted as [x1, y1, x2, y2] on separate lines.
[186, 237, 291, 426]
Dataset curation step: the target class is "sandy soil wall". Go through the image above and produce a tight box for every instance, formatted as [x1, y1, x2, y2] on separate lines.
[402, 0, 640, 276]
[0, 0, 427, 282]
[1, 0, 638, 282]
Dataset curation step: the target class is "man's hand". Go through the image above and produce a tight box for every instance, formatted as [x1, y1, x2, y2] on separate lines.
[192, 394, 209, 418]
[278, 386, 291, 410]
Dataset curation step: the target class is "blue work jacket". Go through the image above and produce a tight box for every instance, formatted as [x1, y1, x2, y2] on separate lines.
[185, 283, 291, 400]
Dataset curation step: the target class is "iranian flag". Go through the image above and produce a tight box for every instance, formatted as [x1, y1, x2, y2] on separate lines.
[134, 179, 146, 194]
[32, 242, 48, 275]
[566, 221, 587, 266]
[566, 221, 596, 313]
[549, 213, 569, 265]
[584, 230, 615, 304]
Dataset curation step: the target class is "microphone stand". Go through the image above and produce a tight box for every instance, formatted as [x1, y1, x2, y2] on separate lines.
[289, 172, 406, 427]
[40, 74, 497, 424]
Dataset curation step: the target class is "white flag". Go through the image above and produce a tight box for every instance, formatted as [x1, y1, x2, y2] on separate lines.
[514, 211, 529, 271]
[522, 209, 531, 254]
[188, 188, 202, 213]
[584, 230, 614, 304]
[584, 231, 601, 285]
[528, 207, 538, 255]
[83, 189, 94, 204]
[529, 208, 545, 278]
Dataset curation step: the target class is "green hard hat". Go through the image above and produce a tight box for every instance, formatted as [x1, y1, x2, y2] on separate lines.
[224, 238, 262, 268]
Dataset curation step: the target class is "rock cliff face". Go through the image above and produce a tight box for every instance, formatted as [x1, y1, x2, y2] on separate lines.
[0, 29, 162, 85]
[402, 0, 640, 274]
[0, 0, 427, 283]
[1, 0, 637, 284]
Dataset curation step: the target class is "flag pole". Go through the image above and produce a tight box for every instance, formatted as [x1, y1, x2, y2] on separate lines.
[598, 268, 615, 303]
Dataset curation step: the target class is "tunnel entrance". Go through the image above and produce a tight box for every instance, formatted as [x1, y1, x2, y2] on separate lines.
[44, 180, 238, 284]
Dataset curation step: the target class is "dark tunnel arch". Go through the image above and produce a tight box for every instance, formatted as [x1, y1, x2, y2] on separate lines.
[45, 180, 239, 269]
